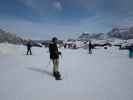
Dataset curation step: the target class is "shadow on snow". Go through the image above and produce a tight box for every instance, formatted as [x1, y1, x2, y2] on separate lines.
[26, 67, 53, 77]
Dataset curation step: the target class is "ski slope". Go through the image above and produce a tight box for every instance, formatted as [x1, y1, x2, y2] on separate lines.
[0, 43, 133, 100]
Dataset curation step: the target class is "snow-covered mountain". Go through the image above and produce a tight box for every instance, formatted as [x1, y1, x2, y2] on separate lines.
[0, 29, 23, 44]
[78, 27, 133, 41]
[108, 27, 133, 39]
[78, 32, 106, 41]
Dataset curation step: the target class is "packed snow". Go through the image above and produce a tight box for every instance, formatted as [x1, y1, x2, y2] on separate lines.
[0, 43, 133, 100]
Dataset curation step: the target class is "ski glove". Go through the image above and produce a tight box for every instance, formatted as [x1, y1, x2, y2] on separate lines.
[58, 51, 62, 55]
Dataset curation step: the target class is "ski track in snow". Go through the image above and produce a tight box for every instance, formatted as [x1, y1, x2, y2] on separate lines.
[0, 44, 133, 100]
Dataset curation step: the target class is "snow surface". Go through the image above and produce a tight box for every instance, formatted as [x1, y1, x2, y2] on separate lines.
[0, 43, 133, 100]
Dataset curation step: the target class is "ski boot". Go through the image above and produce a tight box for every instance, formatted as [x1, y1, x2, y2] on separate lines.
[53, 72, 62, 80]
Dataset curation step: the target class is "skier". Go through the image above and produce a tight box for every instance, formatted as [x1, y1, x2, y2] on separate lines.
[88, 40, 92, 54]
[49, 37, 62, 80]
[128, 45, 133, 58]
[26, 40, 32, 55]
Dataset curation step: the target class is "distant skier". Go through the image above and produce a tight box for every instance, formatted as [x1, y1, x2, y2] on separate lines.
[26, 40, 32, 55]
[128, 45, 133, 58]
[88, 40, 92, 54]
[49, 37, 62, 80]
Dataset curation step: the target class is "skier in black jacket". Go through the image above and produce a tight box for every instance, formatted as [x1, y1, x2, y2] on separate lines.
[49, 37, 61, 80]
[26, 40, 32, 55]
[88, 40, 92, 54]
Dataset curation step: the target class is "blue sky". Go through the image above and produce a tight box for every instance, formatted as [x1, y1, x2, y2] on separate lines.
[0, 0, 133, 39]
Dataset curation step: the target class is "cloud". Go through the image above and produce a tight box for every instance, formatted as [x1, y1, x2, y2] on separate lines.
[1, 12, 133, 39]
[59, 0, 133, 16]
[0, 17, 81, 39]
[52, 1, 63, 11]
[79, 13, 133, 32]
[4, 0, 133, 20]
[1, 0, 133, 39]
[18, 0, 63, 16]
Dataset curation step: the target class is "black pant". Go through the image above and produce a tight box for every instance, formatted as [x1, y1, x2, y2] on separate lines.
[89, 49, 92, 54]
[27, 49, 32, 55]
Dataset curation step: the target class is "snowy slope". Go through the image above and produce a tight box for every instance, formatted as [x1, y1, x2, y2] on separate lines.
[0, 43, 133, 100]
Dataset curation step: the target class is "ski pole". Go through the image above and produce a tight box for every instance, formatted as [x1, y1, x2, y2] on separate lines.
[46, 60, 51, 68]
[60, 53, 63, 58]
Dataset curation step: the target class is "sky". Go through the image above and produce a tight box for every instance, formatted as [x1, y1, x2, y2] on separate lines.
[0, 0, 133, 39]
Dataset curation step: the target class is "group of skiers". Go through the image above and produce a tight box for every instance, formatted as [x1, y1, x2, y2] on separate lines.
[26, 37, 62, 80]
[25, 38, 93, 80]
[25, 37, 133, 80]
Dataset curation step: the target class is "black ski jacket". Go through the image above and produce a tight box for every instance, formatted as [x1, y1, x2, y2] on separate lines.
[49, 43, 59, 59]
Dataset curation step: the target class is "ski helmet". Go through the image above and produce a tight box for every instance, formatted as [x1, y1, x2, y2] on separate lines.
[52, 37, 58, 43]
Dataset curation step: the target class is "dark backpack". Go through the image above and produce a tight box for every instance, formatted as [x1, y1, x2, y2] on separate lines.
[49, 43, 59, 59]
